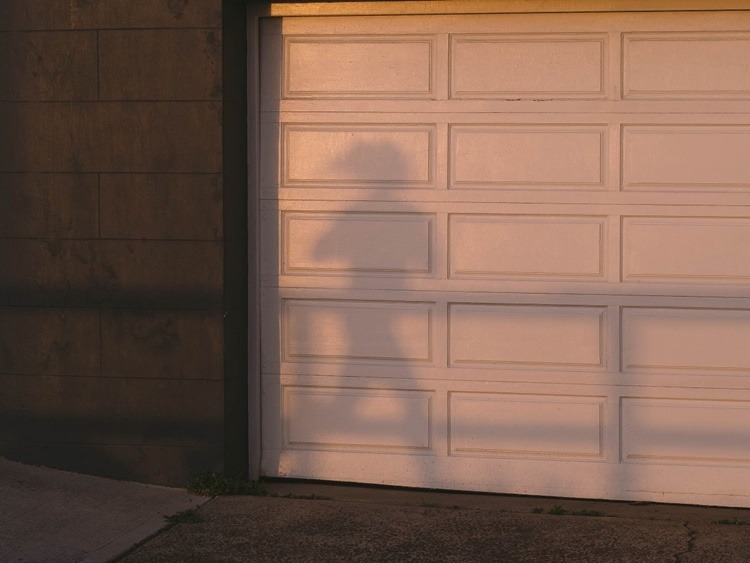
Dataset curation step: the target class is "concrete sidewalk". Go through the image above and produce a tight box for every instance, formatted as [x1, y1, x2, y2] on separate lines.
[3, 459, 750, 562]
[0, 458, 205, 562]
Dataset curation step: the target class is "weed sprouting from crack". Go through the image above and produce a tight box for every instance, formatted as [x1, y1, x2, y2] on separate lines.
[674, 522, 697, 563]
[187, 472, 269, 497]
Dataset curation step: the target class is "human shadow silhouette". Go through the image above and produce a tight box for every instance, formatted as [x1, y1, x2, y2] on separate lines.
[279, 139, 437, 487]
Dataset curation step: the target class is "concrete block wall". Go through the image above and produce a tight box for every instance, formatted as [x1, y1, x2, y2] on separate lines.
[0, 0, 248, 485]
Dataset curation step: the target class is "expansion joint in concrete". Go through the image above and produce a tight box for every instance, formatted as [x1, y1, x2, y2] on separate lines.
[673, 521, 697, 563]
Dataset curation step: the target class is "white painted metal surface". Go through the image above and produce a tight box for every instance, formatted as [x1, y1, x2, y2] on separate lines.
[258, 10, 750, 507]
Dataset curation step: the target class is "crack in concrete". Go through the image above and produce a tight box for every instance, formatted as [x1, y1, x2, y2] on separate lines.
[674, 521, 697, 562]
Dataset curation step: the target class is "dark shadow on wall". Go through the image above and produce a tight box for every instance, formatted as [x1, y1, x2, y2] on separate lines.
[0, 413, 223, 485]
[0, 0, 251, 485]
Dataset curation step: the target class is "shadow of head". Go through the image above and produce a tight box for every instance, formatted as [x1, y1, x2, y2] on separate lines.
[310, 141, 422, 271]
[331, 140, 412, 184]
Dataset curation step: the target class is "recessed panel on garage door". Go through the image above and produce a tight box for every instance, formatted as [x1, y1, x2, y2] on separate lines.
[622, 308, 750, 374]
[282, 299, 434, 364]
[623, 217, 750, 283]
[449, 214, 605, 280]
[450, 125, 605, 189]
[622, 398, 750, 465]
[284, 35, 436, 98]
[449, 304, 605, 370]
[622, 126, 750, 191]
[450, 34, 606, 99]
[450, 392, 604, 459]
[624, 32, 750, 99]
[284, 386, 433, 451]
[280, 124, 435, 188]
[282, 212, 433, 276]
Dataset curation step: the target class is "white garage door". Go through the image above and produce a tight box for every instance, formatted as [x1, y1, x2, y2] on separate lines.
[259, 10, 750, 507]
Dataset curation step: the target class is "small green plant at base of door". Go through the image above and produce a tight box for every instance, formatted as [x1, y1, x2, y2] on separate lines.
[712, 518, 746, 525]
[571, 509, 604, 517]
[188, 472, 269, 497]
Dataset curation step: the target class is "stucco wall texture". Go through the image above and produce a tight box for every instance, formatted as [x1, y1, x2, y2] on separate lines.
[0, 0, 248, 485]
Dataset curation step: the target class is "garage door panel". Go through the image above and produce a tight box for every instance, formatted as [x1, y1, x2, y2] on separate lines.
[623, 126, 750, 191]
[281, 211, 434, 277]
[279, 123, 436, 188]
[283, 35, 437, 99]
[449, 214, 605, 280]
[450, 33, 607, 99]
[623, 216, 750, 283]
[622, 398, 750, 465]
[282, 299, 434, 364]
[449, 304, 605, 370]
[623, 32, 750, 100]
[622, 308, 750, 374]
[449, 392, 605, 459]
[283, 386, 433, 451]
[450, 125, 606, 189]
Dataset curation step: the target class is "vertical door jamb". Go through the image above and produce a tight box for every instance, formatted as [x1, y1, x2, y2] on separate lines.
[246, 2, 268, 480]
